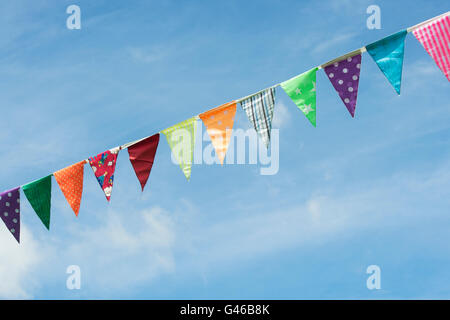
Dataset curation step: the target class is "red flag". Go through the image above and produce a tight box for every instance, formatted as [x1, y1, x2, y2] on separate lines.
[88, 148, 119, 202]
[128, 133, 160, 191]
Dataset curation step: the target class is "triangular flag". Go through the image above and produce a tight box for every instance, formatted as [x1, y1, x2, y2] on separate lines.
[199, 101, 237, 164]
[0, 187, 21, 243]
[240, 87, 276, 148]
[128, 133, 160, 191]
[281, 68, 317, 127]
[162, 117, 196, 180]
[366, 30, 408, 94]
[23, 175, 52, 230]
[53, 161, 85, 216]
[413, 15, 450, 81]
[324, 54, 362, 117]
[88, 148, 119, 201]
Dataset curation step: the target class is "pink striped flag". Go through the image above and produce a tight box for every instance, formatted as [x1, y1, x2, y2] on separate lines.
[413, 14, 450, 81]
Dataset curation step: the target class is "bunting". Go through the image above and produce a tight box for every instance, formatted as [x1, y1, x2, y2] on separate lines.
[54, 161, 85, 216]
[128, 133, 160, 191]
[161, 117, 196, 180]
[281, 68, 318, 127]
[240, 88, 276, 148]
[324, 54, 362, 117]
[0, 13, 448, 245]
[0, 187, 20, 243]
[23, 175, 52, 230]
[412, 15, 450, 81]
[88, 148, 119, 201]
[366, 30, 408, 94]
[199, 101, 237, 164]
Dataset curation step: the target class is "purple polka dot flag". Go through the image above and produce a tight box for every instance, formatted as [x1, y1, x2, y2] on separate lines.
[0, 187, 20, 243]
[323, 54, 362, 117]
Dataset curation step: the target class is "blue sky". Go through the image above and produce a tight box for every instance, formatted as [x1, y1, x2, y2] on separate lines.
[0, 0, 449, 299]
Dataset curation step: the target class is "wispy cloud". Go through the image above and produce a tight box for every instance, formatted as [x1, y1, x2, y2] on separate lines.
[127, 46, 168, 64]
[0, 224, 43, 299]
[272, 100, 292, 128]
[312, 32, 358, 55]
[61, 206, 176, 296]
[1, 0, 449, 299]
[3, 153, 450, 298]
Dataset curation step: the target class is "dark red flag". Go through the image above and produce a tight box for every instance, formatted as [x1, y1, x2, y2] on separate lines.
[128, 133, 160, 191]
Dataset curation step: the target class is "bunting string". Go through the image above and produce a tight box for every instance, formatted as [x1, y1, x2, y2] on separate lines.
[2, 12, 449, 243]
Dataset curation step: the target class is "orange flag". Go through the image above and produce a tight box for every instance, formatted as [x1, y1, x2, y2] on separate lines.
[53, 161, 85, 216]
[199, 101, 237, 164]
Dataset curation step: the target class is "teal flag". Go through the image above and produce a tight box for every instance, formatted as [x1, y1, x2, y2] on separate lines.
[281, 68, 317, 127]
[366, 30, 407, 95]
[23, 175, 52, 230]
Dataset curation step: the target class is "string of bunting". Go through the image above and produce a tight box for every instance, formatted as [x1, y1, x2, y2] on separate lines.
[1, 12, 449, 243]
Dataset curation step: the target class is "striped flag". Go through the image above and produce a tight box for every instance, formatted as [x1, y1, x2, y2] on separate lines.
[240, 87, 276, 148]
[413, 14, 450, 81]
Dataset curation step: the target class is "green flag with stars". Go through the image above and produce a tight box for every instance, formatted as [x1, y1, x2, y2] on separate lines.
[281, 67, 317, 127]
[23, 175, 52, 230]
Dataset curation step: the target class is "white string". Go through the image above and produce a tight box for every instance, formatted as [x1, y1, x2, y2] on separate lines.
[407, 11, 449, 32]
[17, 11, 449, 189]
[235, 11, 448, 102]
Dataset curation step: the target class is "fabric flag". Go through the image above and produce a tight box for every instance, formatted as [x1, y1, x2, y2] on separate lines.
[88, 148, 119, 201]
[324, 54, 362, 117]
[199, 101, 237, 164]
[128, 133, 160, 191]
[23, 175, 52, 230]
[161, 117, 196, 180]
[366, 30, 408, 94]
[240, 87, 276, 148]
[281, 68, 317, 127]
[412, 15, 450, 81]
[53, 161, 85, 216]
[0, 187, 21, 243]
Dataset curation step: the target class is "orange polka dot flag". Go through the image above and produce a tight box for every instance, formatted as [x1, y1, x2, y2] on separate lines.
[199, 101, 237, 164]
[53, 161, 85, 217]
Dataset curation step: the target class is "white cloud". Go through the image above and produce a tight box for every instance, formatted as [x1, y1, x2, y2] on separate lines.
[272, 100, 291, 128]
[0, 224, 42, 299]
[312, 32, 357, 55]
[2, 158, 450, 298]
[127, 46, 168, 64]
[404, 59, 448, 90]
[62, 206, 176, 295]
[0, 205, 176, 298]
[174, 160, 450, 275]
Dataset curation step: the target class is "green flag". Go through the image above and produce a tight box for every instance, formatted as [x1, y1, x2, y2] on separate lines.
[281, 67, 318, 127]
[161, 117, 196, 181]
[23, 175, 52, 230]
